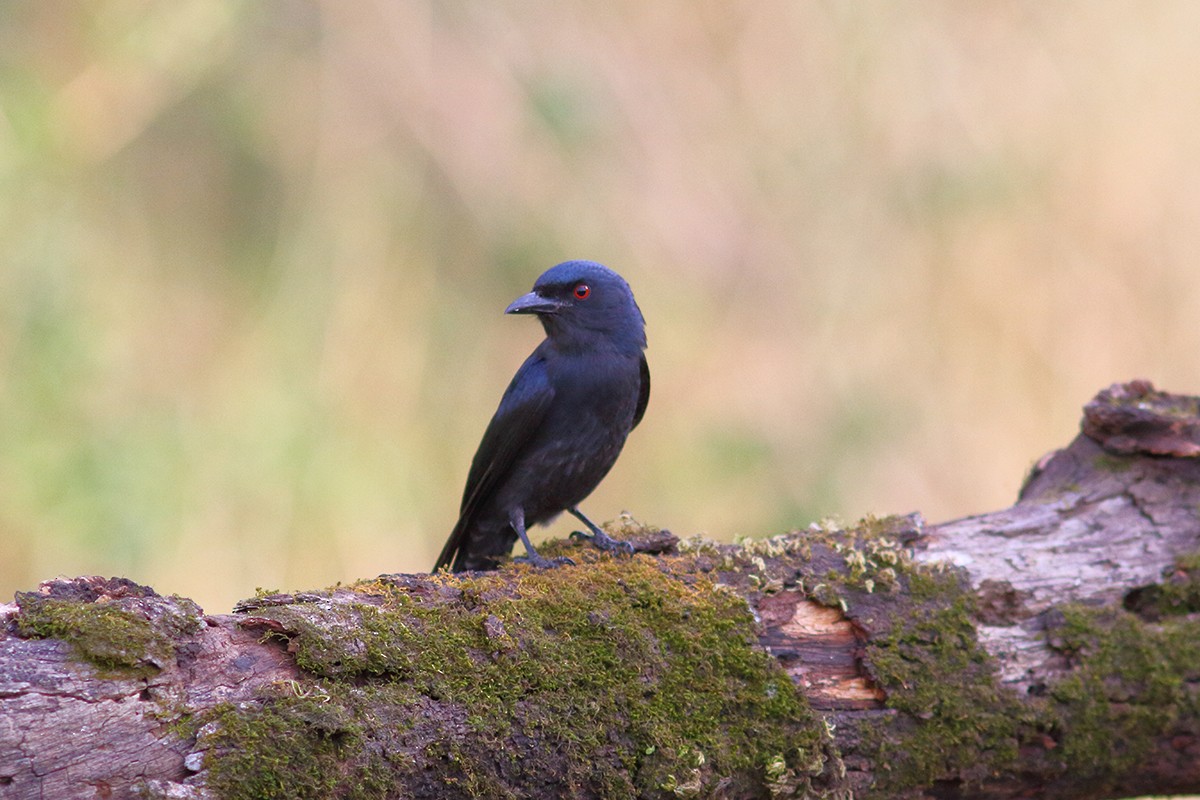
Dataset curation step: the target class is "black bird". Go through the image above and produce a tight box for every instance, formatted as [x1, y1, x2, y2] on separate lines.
[433, 260, 650, 572]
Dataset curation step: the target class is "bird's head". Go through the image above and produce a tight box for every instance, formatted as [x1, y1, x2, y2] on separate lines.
[505, 261, 647, 353]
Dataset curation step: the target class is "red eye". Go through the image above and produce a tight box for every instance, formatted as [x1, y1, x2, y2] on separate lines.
[573, 283, 591, 300]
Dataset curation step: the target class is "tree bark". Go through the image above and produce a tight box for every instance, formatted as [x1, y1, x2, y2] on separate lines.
[2, 380, 1200, 800]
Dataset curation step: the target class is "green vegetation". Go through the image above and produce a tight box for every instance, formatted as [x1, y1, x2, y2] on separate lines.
[14, 593, 201, 674]
[1047, 604, 1200, 787]
[792, 520, 1200, 798]
[1123, 551, 1200, 619]
[204, 695, 392, 800]
[1092, 453, 1134, 473]
[861, 567, 1029, 791]
[203, 556, 837, 798]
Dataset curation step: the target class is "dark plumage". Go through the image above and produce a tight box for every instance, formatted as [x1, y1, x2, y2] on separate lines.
[433, 261, 650, 572]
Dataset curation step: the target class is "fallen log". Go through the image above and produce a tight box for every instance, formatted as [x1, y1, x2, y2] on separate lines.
[2, 380, 1199, 799]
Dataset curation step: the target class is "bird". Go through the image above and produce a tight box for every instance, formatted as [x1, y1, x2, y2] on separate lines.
[433, 260, 650, 573]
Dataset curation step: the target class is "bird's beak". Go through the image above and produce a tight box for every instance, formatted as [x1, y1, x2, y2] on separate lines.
[505, 291, 562, 316]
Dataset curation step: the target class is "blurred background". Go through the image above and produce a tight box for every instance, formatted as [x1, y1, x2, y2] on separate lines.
[2, 1, 1199, 613]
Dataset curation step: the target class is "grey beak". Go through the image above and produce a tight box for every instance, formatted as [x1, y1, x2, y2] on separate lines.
[505, 291, 562, 315]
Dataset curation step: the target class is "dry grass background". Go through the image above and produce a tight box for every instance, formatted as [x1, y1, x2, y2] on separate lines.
[2, 1, 1200, 615]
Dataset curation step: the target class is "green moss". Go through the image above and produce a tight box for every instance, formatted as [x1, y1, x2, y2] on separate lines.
[209, 558, 835, 798]
[204, 694, 392, 800]
[715, 516, 1039, 796]
[1046, 604, 1200, 786]
[1092, 453, 1133, 472]
[14, 596, 197, 673]
[205, 514, 1200, 798]
[1123, 551, 1200, 618]
[630, 513, 1033, 796]
[862, 567, 1026, 792]
[845, 527, 1200, 797]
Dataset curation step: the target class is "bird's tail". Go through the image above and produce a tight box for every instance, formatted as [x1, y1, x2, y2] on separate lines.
[432, 518, 466, 573]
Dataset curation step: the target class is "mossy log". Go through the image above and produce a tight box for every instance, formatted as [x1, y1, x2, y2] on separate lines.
[3, 380, 1200, 800]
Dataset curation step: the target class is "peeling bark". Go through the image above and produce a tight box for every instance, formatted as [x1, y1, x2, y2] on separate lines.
[2, 380, 1200, 800]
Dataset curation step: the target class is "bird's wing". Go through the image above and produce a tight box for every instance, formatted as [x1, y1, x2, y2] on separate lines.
[433, 352, 555, 572]
[631, 352, 650, 429]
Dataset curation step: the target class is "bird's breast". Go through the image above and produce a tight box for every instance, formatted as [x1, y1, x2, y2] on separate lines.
[507, 352, 642, 522]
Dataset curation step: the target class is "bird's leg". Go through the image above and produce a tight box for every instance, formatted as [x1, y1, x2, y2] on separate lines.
[568, 507, 635, 555]
[511, 509, 574, 569]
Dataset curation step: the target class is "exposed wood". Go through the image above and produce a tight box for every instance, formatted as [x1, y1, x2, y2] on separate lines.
[2, 380, 1200, 800]
[758, 592, 884, 711]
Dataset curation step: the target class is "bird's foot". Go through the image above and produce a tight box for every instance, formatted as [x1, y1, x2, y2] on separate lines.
[514, 553, 576, 569]
[570, 528, 636, 555]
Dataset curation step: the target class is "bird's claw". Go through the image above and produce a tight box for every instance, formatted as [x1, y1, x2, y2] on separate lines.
[572, 529, 636, 556]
